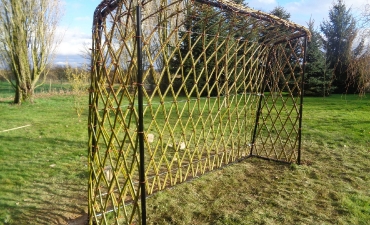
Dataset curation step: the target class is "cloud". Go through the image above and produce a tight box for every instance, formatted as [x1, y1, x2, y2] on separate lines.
[269, 0, 365, 28]
[53, 0, 368, 65]
[54, 26, 91, 64]
[54, 55, 87, 67]
[285, 0, 329, 13]
[281, 0, 333, 26]
[349, 0, 370, 10]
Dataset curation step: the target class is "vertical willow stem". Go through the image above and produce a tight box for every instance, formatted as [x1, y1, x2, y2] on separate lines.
[298, 36, 307, 165]
[136, 5, 147, 225]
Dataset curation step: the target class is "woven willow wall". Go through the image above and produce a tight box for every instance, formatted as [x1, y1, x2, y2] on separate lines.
[88, 0, 310, 224]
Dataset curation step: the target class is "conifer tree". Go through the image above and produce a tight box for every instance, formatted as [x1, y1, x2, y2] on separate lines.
[320, 0, 357, 93]
[305, 18, 332, 96]
[268, 6, 294, 93]
[168, 3, 227, 96]
[270, 6, 291, 21]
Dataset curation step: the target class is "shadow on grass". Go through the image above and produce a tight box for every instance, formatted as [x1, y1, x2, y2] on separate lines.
[0, 184, 86, 225]
[0, 135, 87, 225]
[0, 99, 14, 105]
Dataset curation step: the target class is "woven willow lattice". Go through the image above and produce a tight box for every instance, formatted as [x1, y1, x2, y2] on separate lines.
[88, 0, 310, 224]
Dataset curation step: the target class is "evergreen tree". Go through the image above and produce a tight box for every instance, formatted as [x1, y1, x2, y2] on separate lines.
[270, 6, 291, 21]
[320, 0, 357, 93]
[168, 3, 227, 96]
[267, 6, 296, 93]
[167, 1, 280, 97]
[305, 18, 332, 96]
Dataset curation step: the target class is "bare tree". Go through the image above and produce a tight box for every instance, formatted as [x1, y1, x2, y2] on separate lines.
[345, 3, 370, 95]
[347, 46, 370, 95]
[0, 0, 62, 104]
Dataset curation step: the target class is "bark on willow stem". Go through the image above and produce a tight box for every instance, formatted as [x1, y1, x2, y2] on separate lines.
[0, 0, 62, 104]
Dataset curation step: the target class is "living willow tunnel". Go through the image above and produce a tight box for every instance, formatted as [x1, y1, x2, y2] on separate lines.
[88, 0, 310, 224]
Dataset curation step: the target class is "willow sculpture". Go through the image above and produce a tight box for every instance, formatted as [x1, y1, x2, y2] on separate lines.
[88, 0, 310, 224]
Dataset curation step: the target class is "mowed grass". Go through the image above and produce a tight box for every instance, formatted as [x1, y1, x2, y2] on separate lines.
[0, 93, 369, 224]
[0, 96, 88, 224]
[146, 95, 370, 225]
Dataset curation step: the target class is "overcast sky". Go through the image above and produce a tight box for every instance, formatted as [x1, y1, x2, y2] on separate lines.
[54, 0, 368, 66]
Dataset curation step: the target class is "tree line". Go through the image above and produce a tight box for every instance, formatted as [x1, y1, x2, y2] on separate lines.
[164, 0, 370, 97]
[306, 0, 370, 96]
[269, 1, 370, 96]
[0, 0, 369, 104]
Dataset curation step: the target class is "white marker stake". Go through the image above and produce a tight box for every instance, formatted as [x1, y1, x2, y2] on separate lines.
[0, 125, 31, 133]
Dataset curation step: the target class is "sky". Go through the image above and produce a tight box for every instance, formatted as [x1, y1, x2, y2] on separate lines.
[54, 0, 100, 65]
[55, 0, 368, 66]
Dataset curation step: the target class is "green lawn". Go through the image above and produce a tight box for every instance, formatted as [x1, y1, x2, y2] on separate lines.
[0, 94, 369, 224]
[0, 96, 87, 224]
[0, 81, 72, 99]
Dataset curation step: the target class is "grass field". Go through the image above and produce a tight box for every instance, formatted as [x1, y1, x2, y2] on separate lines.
[0, 92, 369, 224]
[0, 81, 72, 99]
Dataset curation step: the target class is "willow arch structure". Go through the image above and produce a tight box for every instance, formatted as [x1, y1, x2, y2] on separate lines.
[88, 0, 310, 224]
